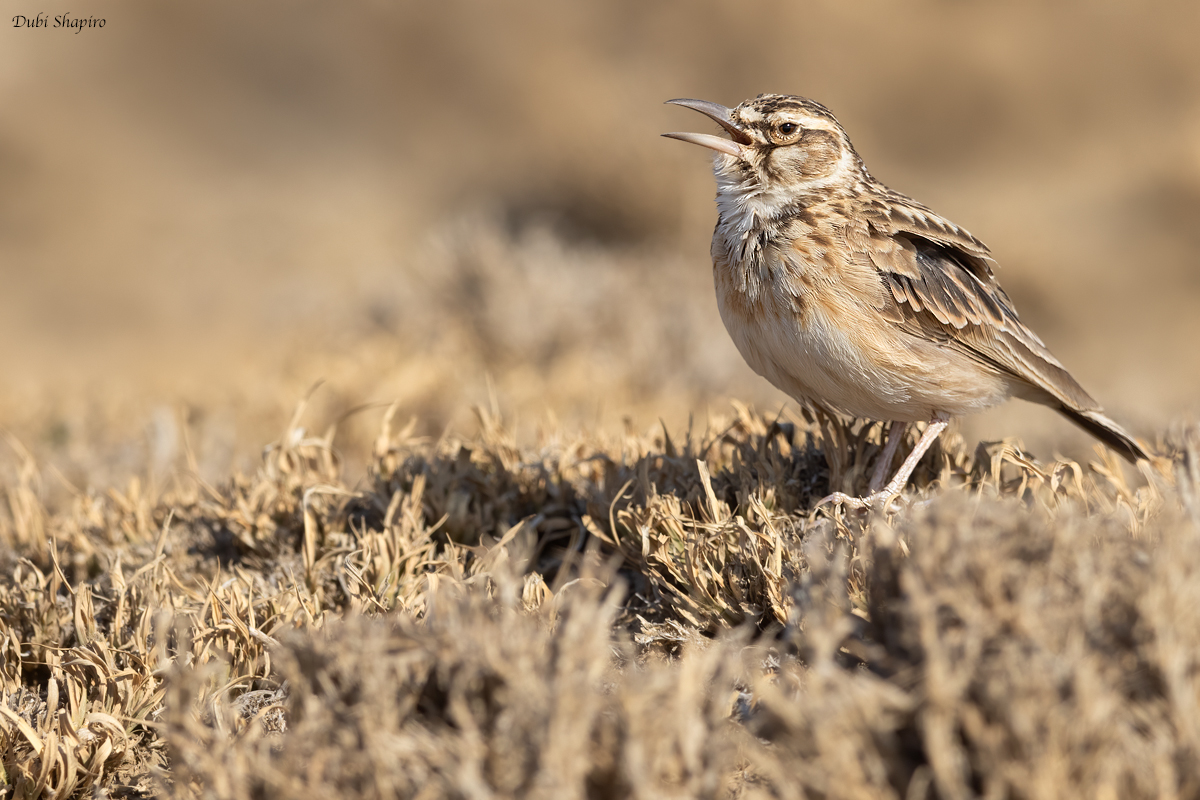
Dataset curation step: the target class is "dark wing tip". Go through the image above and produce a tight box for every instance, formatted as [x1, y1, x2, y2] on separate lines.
[1058, 407, 1151, 463]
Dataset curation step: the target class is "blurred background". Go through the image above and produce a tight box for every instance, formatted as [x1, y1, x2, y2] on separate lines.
[1, 0, 1197, 488]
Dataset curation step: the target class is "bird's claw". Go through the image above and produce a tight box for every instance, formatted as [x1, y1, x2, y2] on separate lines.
[816, 489, 901, 514]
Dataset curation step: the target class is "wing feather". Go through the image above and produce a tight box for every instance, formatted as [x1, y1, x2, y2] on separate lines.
[857, 202, 1101, 414]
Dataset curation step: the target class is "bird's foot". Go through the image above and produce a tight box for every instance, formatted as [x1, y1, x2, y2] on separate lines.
[815, 417, 950, 516]
[816, 489, 901, 513]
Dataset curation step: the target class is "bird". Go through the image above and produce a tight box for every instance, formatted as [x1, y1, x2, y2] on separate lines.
[663, 94, 1148, 510]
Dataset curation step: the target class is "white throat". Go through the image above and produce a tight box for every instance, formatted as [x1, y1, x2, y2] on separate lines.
[710, 145, 856, 258]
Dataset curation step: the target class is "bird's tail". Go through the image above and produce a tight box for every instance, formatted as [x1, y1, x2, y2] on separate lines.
[1057, 406, 1149, 464]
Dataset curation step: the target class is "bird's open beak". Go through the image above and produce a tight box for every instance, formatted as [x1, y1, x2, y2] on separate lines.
[662, 98, 750, 158]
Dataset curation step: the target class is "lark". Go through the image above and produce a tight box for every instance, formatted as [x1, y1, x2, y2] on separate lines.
[664, 94, 1148, 509]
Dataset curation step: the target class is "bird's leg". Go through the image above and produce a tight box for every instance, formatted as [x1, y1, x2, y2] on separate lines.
[872, 416, 948, 501]
[819, 414, 949, 511]
[868, 422, 907, 494]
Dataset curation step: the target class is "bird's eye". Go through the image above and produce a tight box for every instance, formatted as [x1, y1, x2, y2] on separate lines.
[777, 122, 798, 137]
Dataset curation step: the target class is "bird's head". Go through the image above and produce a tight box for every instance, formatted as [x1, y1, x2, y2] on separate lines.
[664, 94, 865, 208]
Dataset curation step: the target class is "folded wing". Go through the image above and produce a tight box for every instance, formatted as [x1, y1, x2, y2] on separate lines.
[857, 200, 1148, 462]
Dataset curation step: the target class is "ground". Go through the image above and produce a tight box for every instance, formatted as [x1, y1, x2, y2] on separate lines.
[2, 398, 1197, 798]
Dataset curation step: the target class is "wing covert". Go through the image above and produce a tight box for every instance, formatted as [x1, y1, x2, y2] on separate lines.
[858, 207, 1101, 413]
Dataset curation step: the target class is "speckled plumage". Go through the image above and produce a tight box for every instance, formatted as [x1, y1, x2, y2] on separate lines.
[664, 94, 1147, 507]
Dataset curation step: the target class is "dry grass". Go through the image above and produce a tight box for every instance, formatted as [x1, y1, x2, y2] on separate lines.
[2, 395, 1197, 799]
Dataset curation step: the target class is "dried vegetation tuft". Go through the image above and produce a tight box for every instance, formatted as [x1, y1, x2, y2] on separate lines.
[2, 401, 1198, 799]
